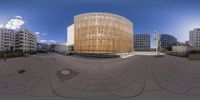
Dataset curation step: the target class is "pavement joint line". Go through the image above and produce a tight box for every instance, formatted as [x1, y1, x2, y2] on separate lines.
[152, 65, 191, 95]
[1, 53, 200, 99]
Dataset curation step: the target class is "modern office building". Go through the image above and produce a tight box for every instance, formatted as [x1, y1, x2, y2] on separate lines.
[189, 28, 200, 51]
[0, 28, 16, 52]
[134, 34, 150, 51]
[160, 34, 177, 51]
[74, 12, 134, 54]
[15, 28, 37, 53]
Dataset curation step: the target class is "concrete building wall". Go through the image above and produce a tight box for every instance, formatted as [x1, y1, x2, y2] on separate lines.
[67, 24, 74, 46]
[134, 34, 150, 51]
[189, 28, 200, 51]
[74, 12, 134, 54]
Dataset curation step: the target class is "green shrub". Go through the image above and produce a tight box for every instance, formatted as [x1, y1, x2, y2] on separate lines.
[0, 52, 25, 58]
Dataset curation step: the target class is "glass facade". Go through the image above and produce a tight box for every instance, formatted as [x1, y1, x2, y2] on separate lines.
[134, 34, 150, 51]
[160, 34, 177, 51]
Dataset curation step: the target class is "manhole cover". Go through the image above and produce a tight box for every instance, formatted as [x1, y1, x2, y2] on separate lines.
[18, 69, 26, 74]
[56, 69, 78, 81]
[60, 70, 71, 76]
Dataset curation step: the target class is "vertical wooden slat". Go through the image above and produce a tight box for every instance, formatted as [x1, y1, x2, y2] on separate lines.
[74, 13, 134, 54]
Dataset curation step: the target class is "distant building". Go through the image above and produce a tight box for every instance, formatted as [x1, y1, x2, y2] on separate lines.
[15, 28, 37, 53]
[0, 28, 16, 52]
[37, 43, 48, 53]
[55, 44, 67, 53]
[185, 41, 190, 46]
[134, 34, 150, 51]
[49, 44, 56, 52]
[189, 28, 200, 51]
[160, 34, 177, 51]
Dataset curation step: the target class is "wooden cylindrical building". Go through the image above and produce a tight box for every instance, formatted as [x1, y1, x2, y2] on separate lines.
[74, 12, 133, 54]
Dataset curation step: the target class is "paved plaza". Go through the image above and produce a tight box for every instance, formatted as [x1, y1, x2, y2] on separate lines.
[0, 53, 200, 100]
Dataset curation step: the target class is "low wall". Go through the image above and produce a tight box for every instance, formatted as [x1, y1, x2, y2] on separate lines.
[75, 53, 120, 58]
[167, 52, 188, 57]
[188, 54, 200, 60]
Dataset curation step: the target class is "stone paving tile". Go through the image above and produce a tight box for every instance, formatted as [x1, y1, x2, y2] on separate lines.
[24, 83, 56, 97]
[49, 70, 67, 89]
[0, 82, 6, 88]
[1, 53, 200, 100]
[102, 76, 126, 85]
[6, 78, 28, 87]
[79, 78, 102, 85]
[63, 77, 89, 90]
[117, 74, 138, 87]
[54, 87, 120, 99]
[159, 81, 190, 94]
[85, 84, 122, 91]
[187, 88, 200, 95]
[109, 81, 144, 97]
[144, 80, 161, 91]
[0, 85, 31, 95]
[23, 76, 40, 88]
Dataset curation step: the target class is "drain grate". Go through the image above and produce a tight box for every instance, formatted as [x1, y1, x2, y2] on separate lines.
[18, 69, 26, 74]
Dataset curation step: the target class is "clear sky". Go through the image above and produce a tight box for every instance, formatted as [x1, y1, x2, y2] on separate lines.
[1, 0, 200, 45]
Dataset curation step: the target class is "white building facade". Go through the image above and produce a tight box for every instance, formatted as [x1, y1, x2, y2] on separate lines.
[0, 28, 37, 53]
[0, 28, 16, 52]
[67, 24, 74, 46]
[15, 28, 37, 52]
[66, 24, 74, 53]
[189, 28, 200, 51]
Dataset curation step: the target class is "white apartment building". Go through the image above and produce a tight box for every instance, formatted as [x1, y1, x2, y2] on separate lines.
[0, 28, 15, 52]
[15, 28, 37, 53]
[189, 28, 200, 51]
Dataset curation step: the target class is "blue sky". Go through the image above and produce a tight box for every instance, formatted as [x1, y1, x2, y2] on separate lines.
[0, 0, 200, 45]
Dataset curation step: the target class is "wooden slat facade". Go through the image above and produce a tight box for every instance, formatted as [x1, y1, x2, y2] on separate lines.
[74, 12, 134, 54]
